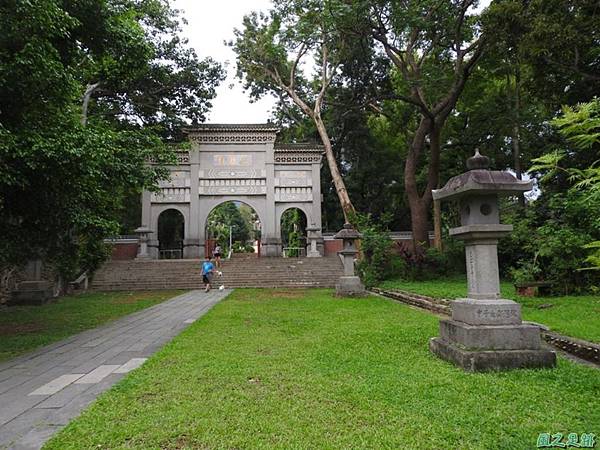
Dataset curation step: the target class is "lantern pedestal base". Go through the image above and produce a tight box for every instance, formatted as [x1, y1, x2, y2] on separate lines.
[430, 297, 556, 371]
[429, 337, 556, 372]
[335, 276, 365, 297]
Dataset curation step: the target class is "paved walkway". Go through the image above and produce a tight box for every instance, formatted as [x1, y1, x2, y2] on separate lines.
[0, 289, 231, 450]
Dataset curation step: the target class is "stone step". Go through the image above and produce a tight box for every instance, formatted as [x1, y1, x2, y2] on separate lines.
[91, 257, 343, 290]
[92, 283, 336, 290]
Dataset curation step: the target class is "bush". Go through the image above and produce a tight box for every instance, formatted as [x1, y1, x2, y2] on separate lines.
[391, 236, 465, 281]
[501, 193, 600, 294]
[353, 211, 468, 286]
[353, 213, 407, 287]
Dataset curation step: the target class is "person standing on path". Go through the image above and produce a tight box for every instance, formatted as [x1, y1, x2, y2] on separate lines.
[201, 255, 216, 292]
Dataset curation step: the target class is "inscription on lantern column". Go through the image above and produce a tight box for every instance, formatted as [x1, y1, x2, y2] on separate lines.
[466, 245, 477, 294]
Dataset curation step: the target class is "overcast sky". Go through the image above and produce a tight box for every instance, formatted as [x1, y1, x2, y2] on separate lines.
[172, 0, 276, 124]
[173, 0, 492, 125]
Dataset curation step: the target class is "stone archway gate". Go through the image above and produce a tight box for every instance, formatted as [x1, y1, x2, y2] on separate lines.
[141, 124, 324, 258]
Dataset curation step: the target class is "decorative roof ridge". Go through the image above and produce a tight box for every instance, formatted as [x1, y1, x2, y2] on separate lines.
[183, 123, 280, 133]
[275, 143, 324, 152]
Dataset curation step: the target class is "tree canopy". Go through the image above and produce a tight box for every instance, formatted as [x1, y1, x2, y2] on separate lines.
[0, 0, 224, 278]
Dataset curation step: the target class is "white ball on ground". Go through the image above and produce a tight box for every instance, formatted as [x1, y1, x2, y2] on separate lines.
[219, 285, 225, 290]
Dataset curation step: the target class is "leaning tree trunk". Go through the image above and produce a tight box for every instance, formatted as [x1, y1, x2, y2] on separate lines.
[314, 114, 355, 223]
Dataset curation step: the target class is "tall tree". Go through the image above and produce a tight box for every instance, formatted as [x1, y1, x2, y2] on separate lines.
[338, 0, 485, 246]
[230, 0, 356, 222]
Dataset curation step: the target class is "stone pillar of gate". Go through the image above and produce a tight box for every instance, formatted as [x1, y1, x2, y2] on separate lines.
[184, 148, 202, 258]
[263, 131, 282, 257]
[140, 190, 158, 259]
[311, 159, 323, 256]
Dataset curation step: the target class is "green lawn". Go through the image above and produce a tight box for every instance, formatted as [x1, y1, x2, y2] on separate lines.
[380, 277, 600, 343]
[0, 290, 184, 362]
[46, 289, 599, 450]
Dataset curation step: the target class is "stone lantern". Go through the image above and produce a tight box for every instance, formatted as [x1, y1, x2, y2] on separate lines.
[306, 225, 322, 258]
[134, 226, 154, 260]
[429, 150, 556, 371]
[333, 223, 365, 296]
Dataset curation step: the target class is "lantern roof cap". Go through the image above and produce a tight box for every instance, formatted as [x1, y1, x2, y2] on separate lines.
[433, 150, 532, 201]
[333, 223, 362, 240]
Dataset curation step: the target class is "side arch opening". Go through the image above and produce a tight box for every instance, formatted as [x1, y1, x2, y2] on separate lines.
[158, 209, 185, 259]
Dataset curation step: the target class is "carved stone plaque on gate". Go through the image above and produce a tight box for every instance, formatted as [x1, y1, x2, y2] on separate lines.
[213, 154, 253, 167]
[158, 171, 190, 188]
[199, 178, 267, 196]
[275, 187, 313, 202]
[276, 170, 311, 187]
[200, 169, 266, 179]
[151, 187, 191, 203]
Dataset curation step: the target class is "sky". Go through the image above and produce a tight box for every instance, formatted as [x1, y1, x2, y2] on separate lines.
[172, 0, 276, 124]
[173, 0, 492, 125]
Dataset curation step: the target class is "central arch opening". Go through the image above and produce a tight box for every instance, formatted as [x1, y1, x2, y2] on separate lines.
[205, 201, 262, 258]
[280, 208, 307, 257]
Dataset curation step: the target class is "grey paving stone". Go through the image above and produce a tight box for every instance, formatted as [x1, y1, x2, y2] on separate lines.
[0, 375, 33, 396]
[28, 374, 84, 397]
[46, 374, 125, 426]
[9, 424, 60, 450]
[113, 358, 147, 374]
[0, 409, 53, 449]
[0, 368, 30, 385]
[0, 395, 47, 430]
[74, 365, 120, 385]
[70, 346, 129, 373]
[33, 384, 92, 409]
[102, 351, 146, 366]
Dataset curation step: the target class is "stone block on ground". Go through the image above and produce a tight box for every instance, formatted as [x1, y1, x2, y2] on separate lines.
[439, 319, 542, 350]
[335, 276, 366, 297]
[451, 298, 521, 325]
[9, 281, 54, 306]
[429, 337, 556, 372]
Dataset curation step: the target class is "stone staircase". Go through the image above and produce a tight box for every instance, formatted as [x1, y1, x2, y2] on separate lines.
[90, 254, 344, 291]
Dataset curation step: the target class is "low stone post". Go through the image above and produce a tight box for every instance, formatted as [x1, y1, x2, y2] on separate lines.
[306, 225, 321, 257]
[134, 226, 153, 260]
[333, 223, 365, 296]
[429, 150, 556, 371]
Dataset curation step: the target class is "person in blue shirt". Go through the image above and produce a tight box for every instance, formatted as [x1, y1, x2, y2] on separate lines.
[201, 255, 216, 292]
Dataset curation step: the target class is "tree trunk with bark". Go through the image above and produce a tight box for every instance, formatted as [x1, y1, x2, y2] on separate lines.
[511, 66, 525, 207]
[404, 117, 443, 250]
[433, 197, 442, 251]
[314, 114, 355, 222]
[81, 82, 100, 126]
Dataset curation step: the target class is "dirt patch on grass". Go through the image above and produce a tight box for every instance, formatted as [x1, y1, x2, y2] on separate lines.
[0, 322, 46, 335]
[262, 289, 306, 299]
[160, 435, 210, 450]
[234, 289, 308, 302]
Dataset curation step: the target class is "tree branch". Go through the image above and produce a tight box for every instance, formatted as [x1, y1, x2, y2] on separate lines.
[81, 82, 101, 126]
[289, 42, 308, 90]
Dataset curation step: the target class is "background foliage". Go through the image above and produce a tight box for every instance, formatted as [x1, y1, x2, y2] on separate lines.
[0, 0, 223, 281]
